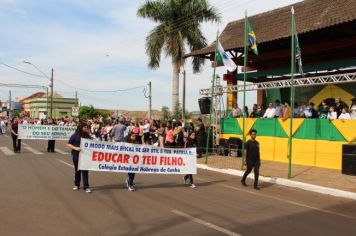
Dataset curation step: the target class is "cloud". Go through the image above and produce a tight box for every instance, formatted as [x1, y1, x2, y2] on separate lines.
[0, 0, 302, 111]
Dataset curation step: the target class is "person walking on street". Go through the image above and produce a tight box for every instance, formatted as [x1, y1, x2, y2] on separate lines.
[183, 131, 197, 188]
[47, 118, 56, 152]
[67, 123, 92, 193]
[11, 118, 21, 153]
[241, 129, 261, 190]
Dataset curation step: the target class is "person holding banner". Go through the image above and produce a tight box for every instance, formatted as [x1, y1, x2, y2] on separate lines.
[67, 123, 92, 193]
[11, 118, 21, 153]
[125, 132, 137, 191]
[47, 119, 56, 153]
[183, 131, 197, 188]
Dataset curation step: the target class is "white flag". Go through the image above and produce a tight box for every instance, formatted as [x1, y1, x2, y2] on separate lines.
[216, 40, 237, 72]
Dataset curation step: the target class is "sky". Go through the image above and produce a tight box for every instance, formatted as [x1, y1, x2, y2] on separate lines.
[0, 0, 302, 112]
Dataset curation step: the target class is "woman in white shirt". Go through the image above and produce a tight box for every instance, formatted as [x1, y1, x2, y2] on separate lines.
[327, 107, 337, 120]
[338, 108, 351, 120]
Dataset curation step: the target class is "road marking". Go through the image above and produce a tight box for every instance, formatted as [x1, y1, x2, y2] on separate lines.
[55, 149, 69, 155]
[171, 209, 241, 236]
[195, 177, 356, 221]
[24, 147, 44, 155]
[55, 159, 73, 168]
[0, 147, 15, 155]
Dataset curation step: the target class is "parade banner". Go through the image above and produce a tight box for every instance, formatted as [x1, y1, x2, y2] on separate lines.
[18, 124, 76, 140]
[79, 139, 197, 174]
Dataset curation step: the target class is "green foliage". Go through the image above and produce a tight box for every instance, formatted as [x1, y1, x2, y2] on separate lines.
[161, 104, 191, 120]
[137, 0, 220, 72]
[79, 105, 108, 120]
[161, 106, 171, 120]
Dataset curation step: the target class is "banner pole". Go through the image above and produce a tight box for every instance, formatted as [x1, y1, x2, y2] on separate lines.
[288, 7, 296, 179]
[205, 31, 219, 164]
[241, 10, 248, 169]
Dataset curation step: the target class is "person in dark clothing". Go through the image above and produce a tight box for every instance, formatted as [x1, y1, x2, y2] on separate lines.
[47, 119, 56, 152]
[195, 118, 206, 158]
[126, 132, 137, 191]
[334, 97, 347, 117]
[183, 132, 196, 188]
[67, 123, 92, 193]
[241, 129, 261, 190]
[175, 127, 184, 148]
[11, 118, 21, 153]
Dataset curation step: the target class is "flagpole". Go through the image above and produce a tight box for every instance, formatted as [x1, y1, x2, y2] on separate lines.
[205, 30, 219, 164]
[288, 7, 296, 179]
[241, 10, 248, 169]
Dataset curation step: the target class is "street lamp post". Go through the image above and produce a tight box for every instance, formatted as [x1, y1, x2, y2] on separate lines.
[23, 61, 54, 118]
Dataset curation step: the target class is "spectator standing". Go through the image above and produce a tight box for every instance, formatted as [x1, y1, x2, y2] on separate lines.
[350, 98, 356, 120]
[327, 107, 337, 120]
[338, 108, 351, 120]
[111, 117, 126, 142]
[263, 103, 276, 118]
[231, 104, 242, 118]
[281, 102, 291, 121]
[335, 97, 347, 117]
[195, 118, 206, 158]
[318, 101, 329, 119]
[274, 100, 283, 118]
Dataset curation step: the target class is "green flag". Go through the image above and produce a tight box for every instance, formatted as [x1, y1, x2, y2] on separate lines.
[247, 20, 258, 55]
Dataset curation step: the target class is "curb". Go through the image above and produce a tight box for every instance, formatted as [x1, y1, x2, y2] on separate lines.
[197, 164, 356, 201]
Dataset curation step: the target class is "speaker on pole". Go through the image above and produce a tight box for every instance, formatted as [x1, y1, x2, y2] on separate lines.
[198, 97, 211, 114]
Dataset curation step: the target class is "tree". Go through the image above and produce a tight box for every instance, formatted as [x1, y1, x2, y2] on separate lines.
[79, 105, 109, 120]
[137, 0, 220, 114]
[161, 106, 171, 120]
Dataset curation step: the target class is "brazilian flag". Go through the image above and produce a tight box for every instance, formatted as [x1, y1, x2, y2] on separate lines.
[247, 20, 258, 55]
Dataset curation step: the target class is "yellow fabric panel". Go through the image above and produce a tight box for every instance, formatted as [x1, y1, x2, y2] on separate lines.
[314, 140, 342, 170]
[331, 120, 356, 142]
[219, 134, 343, 170]
[278, 118, 305, 137]
[310, 84, 353, 107]
[237, 118, 257, 136]
[226, 91, 237, 110]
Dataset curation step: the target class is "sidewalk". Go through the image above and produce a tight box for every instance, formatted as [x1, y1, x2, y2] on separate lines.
[197, 155, 356, 194]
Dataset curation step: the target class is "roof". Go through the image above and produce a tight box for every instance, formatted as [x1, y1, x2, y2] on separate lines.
[186, 0, 356, 57]
[19, 92, 64, 103]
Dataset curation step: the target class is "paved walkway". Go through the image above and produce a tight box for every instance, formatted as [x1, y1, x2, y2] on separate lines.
[198, 155, 356, 193]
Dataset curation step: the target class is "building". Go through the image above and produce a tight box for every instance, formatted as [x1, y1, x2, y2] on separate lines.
[18, 92, 77, 119]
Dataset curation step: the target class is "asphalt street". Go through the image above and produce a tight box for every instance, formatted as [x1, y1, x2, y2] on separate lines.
[0, 134, 355, 236]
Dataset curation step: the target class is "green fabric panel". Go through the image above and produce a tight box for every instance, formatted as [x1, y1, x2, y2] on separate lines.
[294, 119, 345, 141]
[251, 119, 288, 138]
[221, 118, 242, 135]
[266, 89, 281, 105]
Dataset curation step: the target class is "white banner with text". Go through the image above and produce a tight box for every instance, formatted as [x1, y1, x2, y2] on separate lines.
[78, 139, 197, 174]
[18, 124, 76, 140]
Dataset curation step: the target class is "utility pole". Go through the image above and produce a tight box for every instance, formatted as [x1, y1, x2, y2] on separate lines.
[75, 91, 78, 106]
[182, 69, 186, 121]
[50, 68, 54, 118]
[148, 81, 152, 119]
[8, 90, 12, 119]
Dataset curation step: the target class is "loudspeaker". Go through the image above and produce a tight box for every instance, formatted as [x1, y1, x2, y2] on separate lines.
[198, 97, 211, 114]
[342, 144, 356, 176]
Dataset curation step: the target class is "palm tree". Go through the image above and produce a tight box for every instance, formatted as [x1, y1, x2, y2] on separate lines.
[137, 0, 220, 114]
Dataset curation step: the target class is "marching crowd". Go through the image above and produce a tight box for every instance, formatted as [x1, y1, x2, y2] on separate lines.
[4, 115, 209, 192]
[231, 97, 356, 120]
